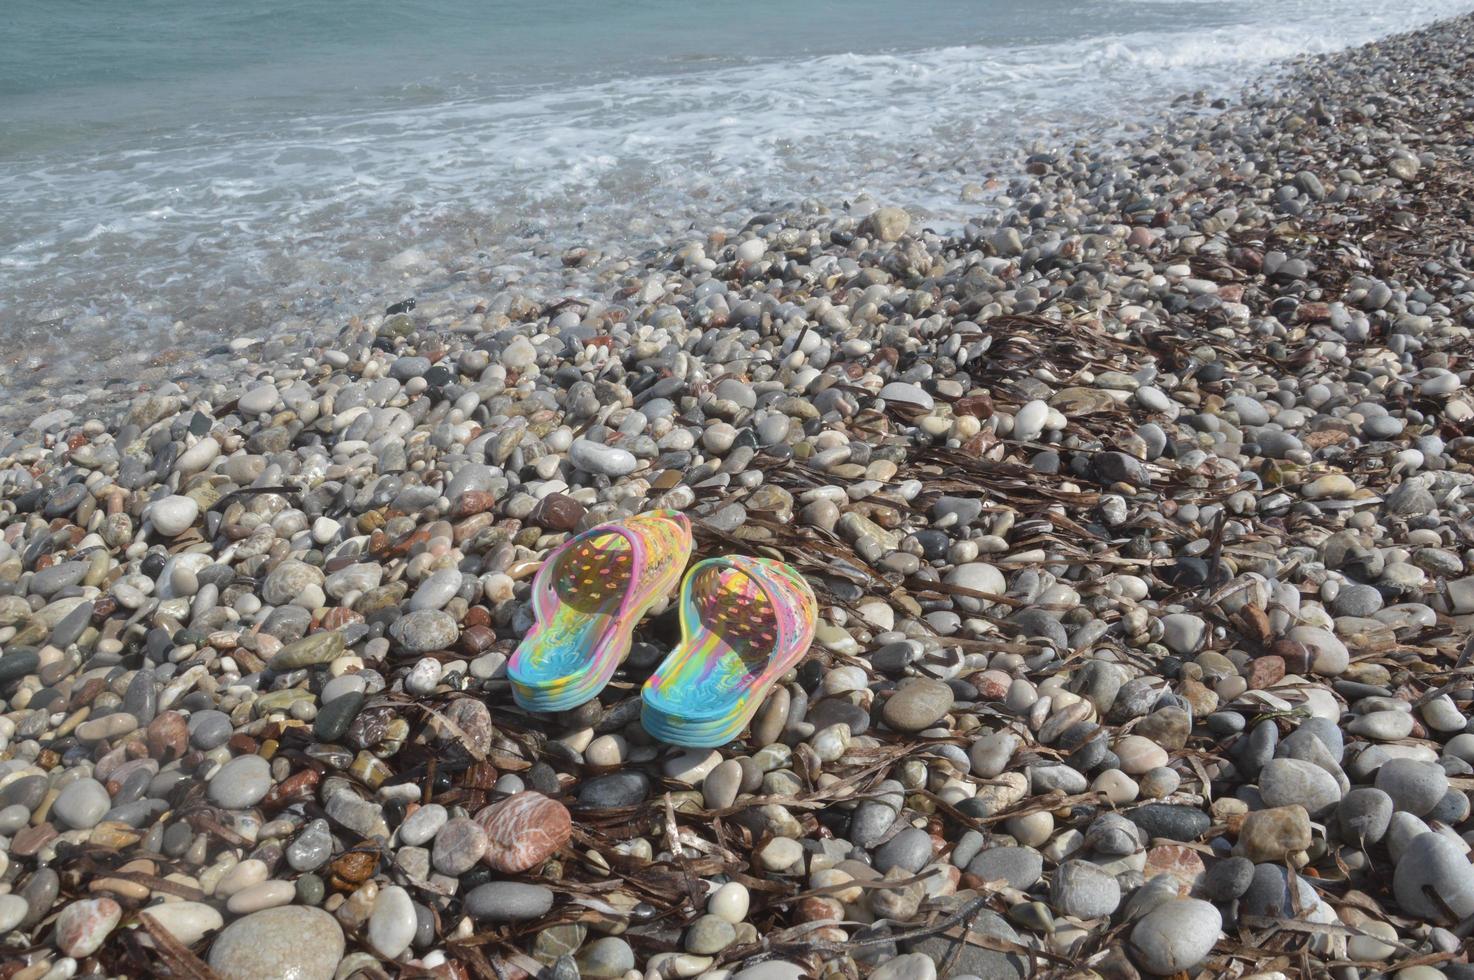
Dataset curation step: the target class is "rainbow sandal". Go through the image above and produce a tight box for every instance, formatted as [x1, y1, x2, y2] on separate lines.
[641, 555, 817, 748]
[509, 509, 692, 713]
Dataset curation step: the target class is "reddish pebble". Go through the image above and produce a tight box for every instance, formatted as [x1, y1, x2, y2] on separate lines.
[450, 490, 498, 520]
[475, 791, 572, 873]
[12, 824, 58, 857]
[1142, 844, 1205, 892]
[56, 897, 122, 957]
[1247, 655, 1286, 689]
[146, 711, 189, 762]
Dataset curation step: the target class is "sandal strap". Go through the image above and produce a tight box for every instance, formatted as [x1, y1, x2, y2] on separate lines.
[531, 520, 650, 628]
[673, 555, 811, 685]
[530, 510, 690, 626]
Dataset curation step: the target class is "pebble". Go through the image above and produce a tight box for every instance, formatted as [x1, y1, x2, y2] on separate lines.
[465, 882, 555, 922]
[150, 495, 199, 536]
[1258, 758, 1343, 817]
[1392, 832, 1474, 921]
[56, 898, 121, 958]
[1051, 860, 1122, 918]
[368, 885, 417, 960]
[207, 907, 345, 980]
[881, 678, 954, 732]
[1130, 898, 1222, 975]
[1375, 758, 1449, 816]
[51, 778, 111, 830]
[208, 755, 273, 809]
[477, 791, 571, 872]
[138, 902, 224, 946]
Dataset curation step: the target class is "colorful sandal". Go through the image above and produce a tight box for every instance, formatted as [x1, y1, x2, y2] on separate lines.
[641, 555, 817, 747]
[509, 509, 692, 713]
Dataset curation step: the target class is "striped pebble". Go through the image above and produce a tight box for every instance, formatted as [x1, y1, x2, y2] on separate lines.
[476, 791, 571, 873]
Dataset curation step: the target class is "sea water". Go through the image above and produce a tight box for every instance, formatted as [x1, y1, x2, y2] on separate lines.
[1, 0, 1469, 394]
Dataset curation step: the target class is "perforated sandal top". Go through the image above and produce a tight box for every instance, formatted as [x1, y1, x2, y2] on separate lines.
[508, 509, 691, 713]
[641, 555, 816, 747]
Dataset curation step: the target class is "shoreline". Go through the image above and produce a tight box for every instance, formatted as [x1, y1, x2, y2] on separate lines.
[0, 10, 1473, 980]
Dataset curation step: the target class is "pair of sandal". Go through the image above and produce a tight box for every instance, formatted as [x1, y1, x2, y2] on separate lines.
[507, 510, 816, 748]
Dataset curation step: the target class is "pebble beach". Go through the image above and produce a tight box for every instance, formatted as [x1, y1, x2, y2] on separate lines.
[3, 9, 1474, 980]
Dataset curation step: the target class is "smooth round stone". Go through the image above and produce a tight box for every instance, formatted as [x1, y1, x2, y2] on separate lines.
[750, 835, 801, 871]
[262, 559, 324, 606]
[970, 731, 1021, 778]
[584, 735, 627, 767]
[56, 897, 122, 957]
[226, 880, 295, 914]
[1338, 787, 1394, 846]
[207, 906, 345, 980]
[0, 778, 44, 813]
[1130, 898, 1222, 975]
[966, 846, 1043, 890]
[286, 819, 334, 872]
[271, 631, 344, 670]
[1348, 710, 1415, 741]
[1258, 758, 1342, 817]
[432, 818, 487, 875]
[703, 760, 743, 810]
[208, 755, 272, 809]
[569, 439, 638, 477]
[0, 651, 40, 684]
[1125, 804, 1211, 842]
[577, 772, 651, 809]
[151, 495, 199, 536]
[1160, 614, 1206, 655]
[708, 882, 750, 924]
[464, 882, 554, 922]
[296, 875, 326, 906]
[1201, 856, 1255, 901]
[139, 902, 224, 946]
[389, 609, 459, 653]
[1393, 832, 1474, 921]
[1093, 770, 1140, 805]
[238, 384, 282, 414]
[313, 692, 365, 742]
[0, 894, 27, 932]
[577, 936, 636, 978]
[52, 778, 111, 830]
[874, 827, 933, 874]
[945, 563, 1005, 614]
[216, 859, 270, 897]
[879, 382, 934, 410]
[685, 914, 736, 954]
[409, 568, 462, 612]
[31, 561, 89, 597]
[868, 954, 936, 980]
[662, 748, 723, 785]
[189, 710, 235, 749]
[1012, 399, 1049, 443]
[1287, 626, 1349, 675]
[476, 791, 571, 873]
[1051, 860, 1122, 918]
[403, 657, 444, 695]
[368, 885, 417, 960]
[1376, 758, 1450, 816]
[1345, 919, 1399, 961]
[399, 803, 448, 846]
[881, 678, 954, 733]
[1333, 583, 1384, 617]
[1114, 735, 1169, 775]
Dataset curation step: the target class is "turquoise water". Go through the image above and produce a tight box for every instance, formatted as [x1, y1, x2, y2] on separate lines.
[2, 0, 1470, 391]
